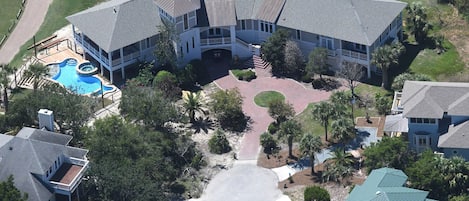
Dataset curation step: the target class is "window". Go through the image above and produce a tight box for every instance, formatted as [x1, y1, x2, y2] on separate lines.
[418, 138, 426, 146]
[180, 46, 183, 58]
[208, 28, 221, 36]
[410, 118, 436, 124]
[320, 37, 334, 50]
[269, 24, 273, 33]
[296, 30, 301, 40]
[186, 42, 189, 53]
[184, 14, 189, 30]
[192, 37, 195, 48]
[260, 22, 264, 32]
[146, 38, 150, 48]
[241, 20, 246, 30]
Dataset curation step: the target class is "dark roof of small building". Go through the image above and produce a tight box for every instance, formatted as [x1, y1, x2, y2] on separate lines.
[0, 127, 88, 201]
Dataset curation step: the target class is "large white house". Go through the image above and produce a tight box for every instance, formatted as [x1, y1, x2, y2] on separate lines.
[67, 0, 407, 83]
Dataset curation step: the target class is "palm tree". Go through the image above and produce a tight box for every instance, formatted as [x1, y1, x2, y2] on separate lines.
[299, 133, 323, 175]
[331, 117, 356, 148]
[371, 42, 405, 89]
[278, 120, 302, 158]
[24, 63, 48, 91]
[406, 2, 431, 43]
[0, 64, 14, 112]
[312, 101, 334, 141]
[322, 148, 354, 183]
[183, 92, 206, 123]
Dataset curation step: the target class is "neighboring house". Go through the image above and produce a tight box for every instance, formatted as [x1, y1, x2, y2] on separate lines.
[347, 167, 436, 201]
[66, 0, 406, 83]
[0, 127, 89, 201]
[399, 81, 469, 160]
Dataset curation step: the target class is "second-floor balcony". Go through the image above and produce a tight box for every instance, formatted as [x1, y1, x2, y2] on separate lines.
[391, 91, 403, 114]
[200, 37, 231, 46]
[50, 157, 89, 193]
[339, 49, 368, 61]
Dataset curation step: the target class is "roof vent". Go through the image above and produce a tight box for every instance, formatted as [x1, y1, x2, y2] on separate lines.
[113, 8, 117, 13]
[376, 191, 381, 195]
[8, 146, 12, 151]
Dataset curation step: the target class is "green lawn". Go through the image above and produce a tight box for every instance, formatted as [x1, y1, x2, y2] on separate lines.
[254, 91, 285, 107]
[0, 0, 22, 39]
[10, 0, 104, 67]
[408, 41, 465, 80]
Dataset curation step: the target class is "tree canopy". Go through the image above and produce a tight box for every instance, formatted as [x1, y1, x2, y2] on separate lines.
[278, 120, 302, 158]
[0, 175, 28, 201]
[261, 29, 289, 75]
[306, 47, 329, 79]
[268, 99, 295, 124]
[363, 137, 416, 173]
[209, 88, 247, 132]
[371, 42, 405, 89]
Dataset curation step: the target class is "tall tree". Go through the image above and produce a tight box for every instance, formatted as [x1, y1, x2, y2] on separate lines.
[406, 2, 432, 43]
[154, 21, 178, 70]
[120, 82, 178, 129]
[261, 29, 289, 75]
[278, 120, 302, 158]
[268, 99, 295, 124]
[322, 148, 354, 184]
[0, 175, 28, 201]
[284, 40, 305, 77]
[0, 64, 14, 112]
[330, 117, 355, 148]
[371, 42, 405, 89]
[312, 101, 334, 141]
[183, 92, 206, 123]
[363, 137, 416, 173]
[299, 133, 323, 174]
[153, 70, 181, 100]
[24, 63, 48, 91]
[306, 47, 329, 79]
[391, 73, 431, 91]
[210, 88, 246, 132]
[338, 62, 364, 98]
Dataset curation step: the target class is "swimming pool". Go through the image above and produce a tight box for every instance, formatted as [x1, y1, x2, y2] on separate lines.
[49, 58, 114, 95]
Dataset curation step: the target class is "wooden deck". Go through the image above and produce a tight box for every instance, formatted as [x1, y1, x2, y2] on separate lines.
[51, 163, 83, 185]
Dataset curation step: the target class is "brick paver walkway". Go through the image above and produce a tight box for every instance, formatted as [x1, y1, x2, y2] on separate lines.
[211, 61, 341, 160]
[0, 0, 52, 64]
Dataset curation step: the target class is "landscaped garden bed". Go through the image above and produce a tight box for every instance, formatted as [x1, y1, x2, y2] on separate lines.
[231, 69, 257, 81]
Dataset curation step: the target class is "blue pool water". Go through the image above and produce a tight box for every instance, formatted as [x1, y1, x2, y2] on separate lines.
[51, 58, 112, 95]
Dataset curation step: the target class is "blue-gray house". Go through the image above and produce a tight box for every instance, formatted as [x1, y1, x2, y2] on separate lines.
[400, 81, 469, 160]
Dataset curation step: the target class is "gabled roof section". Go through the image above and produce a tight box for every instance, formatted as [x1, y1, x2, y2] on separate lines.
[67, 0, 163, 52]
[277, 0, 406, 46]
[255, 0, 285, 23]
[438, 121, 469, 149]
[204, 0, 237, 27]
[401, 81, 469, 118]
[347, 168, 432, 201]
[154, 0, 201, 17]
[0, 128, 89, 201]
[234, 0, 263, 20]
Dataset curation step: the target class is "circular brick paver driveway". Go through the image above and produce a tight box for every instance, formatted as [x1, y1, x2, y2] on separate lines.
[210, 60, 341, 160]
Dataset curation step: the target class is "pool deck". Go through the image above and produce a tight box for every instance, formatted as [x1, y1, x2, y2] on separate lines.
[37, 45, 86, 65]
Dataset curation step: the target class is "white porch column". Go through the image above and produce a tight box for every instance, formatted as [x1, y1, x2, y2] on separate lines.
[100, 63, 104, 76]
[72, 25, 77, 52]
[230, 26, 236, 57]
[366, 46, 371, 78]
[107, 52, 112, 78]
[80, 33, 85, 60]
[110, 69, 114, 83]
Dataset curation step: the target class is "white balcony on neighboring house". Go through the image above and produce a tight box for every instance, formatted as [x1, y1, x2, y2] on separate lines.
[49, 157, 89, 194]
[339, 49, 368, 61]
[391, 91, 403, 114]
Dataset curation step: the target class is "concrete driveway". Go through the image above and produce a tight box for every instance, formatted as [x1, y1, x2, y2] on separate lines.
[193, 161, 290, 201]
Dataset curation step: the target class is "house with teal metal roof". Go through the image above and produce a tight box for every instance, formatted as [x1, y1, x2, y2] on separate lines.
[347, 167, 437, 201]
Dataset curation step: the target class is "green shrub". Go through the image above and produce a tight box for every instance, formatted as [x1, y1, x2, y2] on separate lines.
[375, 93, 391, 115]
[312, 79, 324, 89]
[268, 122, 279, 134]
[304, 186, 330, 201]
[208, 130, 232, 154]
[301, 73, 313, 83]
[231, 69, 257, 81]
[391, 73, 431, 91]
[153, 70, 181, 100]
[260, 132, 277, 153]
[177, 64, 197, 89]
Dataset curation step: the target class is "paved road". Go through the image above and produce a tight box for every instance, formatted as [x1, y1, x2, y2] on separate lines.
[192, 161, 290, 201]
[0, 0, 52, 64]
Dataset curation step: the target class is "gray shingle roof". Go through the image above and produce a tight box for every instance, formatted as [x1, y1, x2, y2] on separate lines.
[255, 0, 285, 23]
[204, 0, 237, 27]
[401, 81, 469, 118]
[17, 127, 72, 145]
[234, 0, 261, 20]
[66, 0, 163, 52]
[154, 0, 201, 17]
[438, 121, 469, 149]
[277, 0, 406, 46]
[0, 127, 88, 201]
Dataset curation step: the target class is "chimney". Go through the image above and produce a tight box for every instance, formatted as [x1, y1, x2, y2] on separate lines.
[38, 109, 54, 132]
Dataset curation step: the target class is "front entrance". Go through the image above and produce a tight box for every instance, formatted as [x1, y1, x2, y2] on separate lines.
[201, 49, 232, 81]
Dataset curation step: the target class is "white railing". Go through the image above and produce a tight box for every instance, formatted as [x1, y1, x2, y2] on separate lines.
[50, 160, 89, 192]
[200, 37, 231, 46]
[236, 38, 249, 49]
[339, 49, 368, 60]
[123, 52, 140, 62]
[112, 58, 121, 66]
[327, 49, 337, 57]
